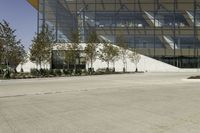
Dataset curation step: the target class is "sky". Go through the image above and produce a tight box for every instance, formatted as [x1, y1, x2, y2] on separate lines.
[0, 0, 37, 50]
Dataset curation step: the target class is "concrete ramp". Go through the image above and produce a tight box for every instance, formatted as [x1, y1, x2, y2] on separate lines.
[92, 44, 180, 72]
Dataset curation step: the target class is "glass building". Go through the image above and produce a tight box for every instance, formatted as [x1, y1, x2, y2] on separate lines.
[28, 0, 200, 68]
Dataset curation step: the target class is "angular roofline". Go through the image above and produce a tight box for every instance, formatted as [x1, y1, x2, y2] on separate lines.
[27, 0, 38, 9]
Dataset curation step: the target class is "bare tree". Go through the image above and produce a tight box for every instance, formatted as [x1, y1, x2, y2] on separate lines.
[129, 52, 141, 72]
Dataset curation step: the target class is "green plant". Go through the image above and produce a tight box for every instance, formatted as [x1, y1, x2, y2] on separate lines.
[116, 34, 128, 73]
[49, 69, 55, 76]
[55, 69, 62, 76]
[95, 68, 114, 75]
[0, 20, 25, 70]
[3, 69, 10, 79]
[39, 69, 50, 77]
[75, 69, 82, 75]
[87, 68, 95, 75]
[30, 25, 54, 69]
[30, 68, 40, 77]
[65, 30, 81, 71]
[129, 52, 141, 72]
[85, 31, 100, 70]
[99, 43, 119, 70]
[63, 69, 69, 75]
[0, 68, 3, 75]
[81, 69, 87, 75]
[10, 72, 16, 79]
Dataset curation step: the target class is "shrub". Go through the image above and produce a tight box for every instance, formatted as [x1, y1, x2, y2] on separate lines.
[81, 69, 87, 75]
[30, 68, 40, 76]
[112, 68, 115, 73]
[95, 68, 114, 75]
[40, 69, 50, 77]
[0, 69, 3, 75]
[39, 69, 45, 76]
[10, 73, 16, 79]
[105, 68, 110, 73]
[75, 69, 82, 75]
[64, 69, 73, 76]
[88, 68, 95, 75]
[49, 69, 55, 76]
[3, 69, 11, 79]
[69, 69, 73, 75]
[55, 69, 62, 76]
[63, 69, 69, 75]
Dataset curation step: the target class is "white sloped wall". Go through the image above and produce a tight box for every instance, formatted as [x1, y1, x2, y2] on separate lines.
[92, 47, 180, 72]
[17, 43, 180, 72]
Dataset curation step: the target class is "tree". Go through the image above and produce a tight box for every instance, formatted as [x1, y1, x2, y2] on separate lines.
[116, 35, 129, 72]
[129, 52, 141, 72]
[0, 38, 3, 64]
[110, 46, 119, 71]
[10, 44, 26, 72]
[84, 31, 99, 71]
[64, 50, 73, 70]
[30, 26, 54, 69]
[0, 23, 4, 65]
[19, 51, 28, 72]
[66, 30, 81, 71]
[99, 43, 119, 71]
[0, 20, 25, 70]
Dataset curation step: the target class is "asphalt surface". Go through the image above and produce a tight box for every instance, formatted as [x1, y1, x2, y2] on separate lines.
[0, 73, 200, 133]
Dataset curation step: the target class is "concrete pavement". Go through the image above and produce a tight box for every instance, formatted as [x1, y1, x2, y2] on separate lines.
[1, 73, 200, 133]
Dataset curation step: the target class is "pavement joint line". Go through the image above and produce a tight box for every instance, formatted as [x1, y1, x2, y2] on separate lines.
[0, 89, 91, 99]
[0, 94, 26, 99]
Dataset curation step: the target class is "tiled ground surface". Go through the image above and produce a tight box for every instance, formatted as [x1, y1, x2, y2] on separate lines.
[0, 73, 200, 133]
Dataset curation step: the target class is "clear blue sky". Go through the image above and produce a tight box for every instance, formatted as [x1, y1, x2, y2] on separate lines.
[0, 0, 37, 50]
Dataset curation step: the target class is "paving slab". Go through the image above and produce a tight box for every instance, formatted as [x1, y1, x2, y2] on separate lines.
[0, 73, 200, 133]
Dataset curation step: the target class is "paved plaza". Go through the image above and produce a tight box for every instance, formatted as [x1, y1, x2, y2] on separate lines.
[1, 73, 200, 133]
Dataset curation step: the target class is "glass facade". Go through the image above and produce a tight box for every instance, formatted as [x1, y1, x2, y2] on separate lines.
[38, 0, 200, 68]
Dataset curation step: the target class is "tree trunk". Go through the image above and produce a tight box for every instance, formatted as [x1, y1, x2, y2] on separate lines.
[113, 61, 115, 69]
[74, 61, 76, 74]
[50, 50, 53, 70]
[91, 59, 93, 69]
[67, 62, 70, 70]
[123, 62, 126, 72]
[113, 61, 115, 72]
[91, 59, 93, 74]
[6, 58, 9, 69]
[39, 59, 42, 70]
[135, 64, 138, 72]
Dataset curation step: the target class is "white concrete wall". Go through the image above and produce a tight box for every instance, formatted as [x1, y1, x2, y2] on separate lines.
[16, 51, 50, 73]
[91, 48, 180, 72]
[16, 60, 50, 73]
[18, 43, 200, 73]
